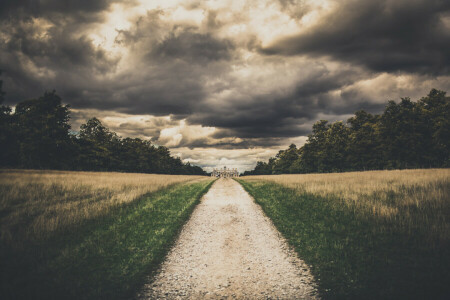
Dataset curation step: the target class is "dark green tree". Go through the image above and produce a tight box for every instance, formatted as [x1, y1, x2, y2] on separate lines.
[0, 72, 18, 167]
[77, 118, 120, 170]
[417, 89, 450, 166]
[0, 87, 206, 174]
[379, 98, 431, 168]
[347, 111, 381, 170]
[324, 121, 350, 172]
[272, 144, 300, 174]
[14, 91, 73, 169]
[300, 120, 329, 173]
[243, 89, 449, 175]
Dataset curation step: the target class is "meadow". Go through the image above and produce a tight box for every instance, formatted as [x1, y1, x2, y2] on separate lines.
[0, 169, 214, 299]
[238, 169, 450, 299]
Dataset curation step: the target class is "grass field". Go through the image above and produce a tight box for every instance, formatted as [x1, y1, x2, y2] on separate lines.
[0, 169, 214, 299]
[238, 169, 450, 299]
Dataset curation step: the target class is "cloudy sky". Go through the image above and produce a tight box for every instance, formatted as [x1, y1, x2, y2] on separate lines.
[1, 0, 449, 172]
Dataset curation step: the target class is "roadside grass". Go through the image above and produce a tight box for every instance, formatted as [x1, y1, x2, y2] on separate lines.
[0, 169, 214, 299]
[237, 169, 450, 299]
[0, 169, 206, 245]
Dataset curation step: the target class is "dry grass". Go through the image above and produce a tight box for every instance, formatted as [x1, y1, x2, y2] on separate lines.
[243, 169, 450, 243]
[0, 169, 208, 246]
[239, 169, 450, 298]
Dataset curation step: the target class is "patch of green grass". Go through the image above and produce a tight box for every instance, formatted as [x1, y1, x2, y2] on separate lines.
[237, 179, 450, 300]
[0, 179, 214, 300]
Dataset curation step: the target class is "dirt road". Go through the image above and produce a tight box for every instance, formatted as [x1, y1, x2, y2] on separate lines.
[139, 178, 318, 299]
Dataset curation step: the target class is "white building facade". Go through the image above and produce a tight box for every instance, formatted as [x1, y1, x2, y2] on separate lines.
[211, 166, 239, 178]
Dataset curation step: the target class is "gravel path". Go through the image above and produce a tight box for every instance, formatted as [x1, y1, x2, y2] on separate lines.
[139, 178, 318, 299]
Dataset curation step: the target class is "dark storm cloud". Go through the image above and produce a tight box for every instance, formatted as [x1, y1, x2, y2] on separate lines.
[189, 95, 320, 140]
[152, 31, 234, 63]
[80, 14, 234, 115]
[0, 17, 119, 103]
[187, 63, 370, 140]
[0, 0, 448, 154]
[115, 10, 234, 64]
[180, 136, 295, 149]
[0, 7, 233, 116]
[3, 23, 116, 72]
[0, 0, 123, 104]
[0, 0, 115, 19]
[263, 0, 450, 75]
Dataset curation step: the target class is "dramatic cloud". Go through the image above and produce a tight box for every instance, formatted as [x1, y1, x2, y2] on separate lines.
[1, 0, 449, 171]
[0, 0, 116, 19]
[262, 0, 450, 75]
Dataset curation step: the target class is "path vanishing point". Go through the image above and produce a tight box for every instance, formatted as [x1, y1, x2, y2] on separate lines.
[139, 178, 319, 299]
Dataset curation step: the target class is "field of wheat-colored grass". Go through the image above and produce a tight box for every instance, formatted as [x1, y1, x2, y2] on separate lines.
[0, 169, 214, 299]
[0, 169, 207, 246]
[243, 169, 449, 240]
[239, 169, 450, 299]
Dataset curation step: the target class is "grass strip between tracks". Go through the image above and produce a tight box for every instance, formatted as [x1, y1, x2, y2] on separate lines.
[1, 179, 215, 300]
[237, 178, 450, 300]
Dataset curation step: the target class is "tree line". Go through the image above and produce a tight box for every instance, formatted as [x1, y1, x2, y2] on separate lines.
[0, 85, 206, 175]
[243, 89, 449, 175]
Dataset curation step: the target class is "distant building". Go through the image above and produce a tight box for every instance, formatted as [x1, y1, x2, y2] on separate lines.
[211, 166, 239, 178]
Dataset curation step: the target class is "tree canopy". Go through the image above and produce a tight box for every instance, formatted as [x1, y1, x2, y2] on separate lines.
[243, 89, 449, 175]
[0, 89, 206, 175]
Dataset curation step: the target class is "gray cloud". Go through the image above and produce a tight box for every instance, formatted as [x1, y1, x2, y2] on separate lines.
[3, 23, 117, 72]
[0, 0, 449, 162]
[277, 0, 311, 19]
[0, 0, 120, 103]
[0, 0, 116, 19]
[262, 0, 450, 75]
[186, 62, 375, 139]
[151, 31, 234, 63]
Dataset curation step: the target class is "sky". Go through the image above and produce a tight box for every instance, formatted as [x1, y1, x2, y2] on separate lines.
[1, 0, 449, 172]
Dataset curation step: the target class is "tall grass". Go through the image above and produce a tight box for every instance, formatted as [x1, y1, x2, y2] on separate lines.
[0, 169, 205, 246]
[243, 169, 449, 244]
[238, 169, 450, 299]
[0, 169, 213, 299]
